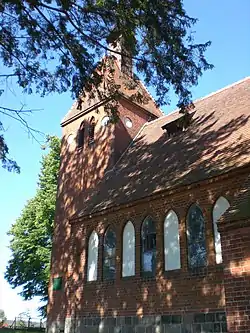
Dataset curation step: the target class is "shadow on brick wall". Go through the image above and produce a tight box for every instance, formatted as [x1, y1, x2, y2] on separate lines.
[48, 108, 250, 333]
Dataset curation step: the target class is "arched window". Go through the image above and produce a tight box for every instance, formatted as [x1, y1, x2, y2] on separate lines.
[87, 231, 99, 281]
[88, 116, 96, 145]
[77, 121, 85, 148]
[122, 221, 135, 277]
[213, 196, 230, 264]
[103, 227, 116, 280]
[141, 216, 156, 275]
[164, 210, 181, 271]
[186, 204, 207, 268]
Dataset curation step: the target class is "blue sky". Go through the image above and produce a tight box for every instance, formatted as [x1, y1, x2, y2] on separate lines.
[0, 0, 249, 319]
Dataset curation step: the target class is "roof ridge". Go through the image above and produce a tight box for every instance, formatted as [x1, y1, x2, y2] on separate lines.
[137, 79, 164, 115]
[193, 76, 250, 104]
[142, 76, 250, 129]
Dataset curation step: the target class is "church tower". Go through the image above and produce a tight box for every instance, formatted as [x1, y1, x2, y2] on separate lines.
[57, 47, 163, 219]
[47, 47, 163, 332]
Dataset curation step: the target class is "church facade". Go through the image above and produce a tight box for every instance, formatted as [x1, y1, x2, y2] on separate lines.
[47, 53, 250, 333]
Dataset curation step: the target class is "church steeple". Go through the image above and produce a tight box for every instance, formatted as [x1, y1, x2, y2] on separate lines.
[108, 37, 133, 77]
[58, 45, 164, 211]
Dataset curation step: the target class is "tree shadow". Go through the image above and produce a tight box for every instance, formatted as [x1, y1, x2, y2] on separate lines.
[48, 90, 250, 333]
[80, 109, 250, 215]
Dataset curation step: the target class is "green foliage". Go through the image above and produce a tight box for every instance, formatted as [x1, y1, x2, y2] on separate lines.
[0, 0, 212, 106]
[0, 0, 212, 171]
[5, 136, 61, 317]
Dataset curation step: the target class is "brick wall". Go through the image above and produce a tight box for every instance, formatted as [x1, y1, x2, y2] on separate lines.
[47, 167, 250, 333]
[220, 223, 250, 332]
[114, 99, 151, 163]
[47, 91, 250, 333]
[47, 98, 155, 329]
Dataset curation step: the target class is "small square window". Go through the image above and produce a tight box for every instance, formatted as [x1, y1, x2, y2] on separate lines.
[53, 277, 62, 291]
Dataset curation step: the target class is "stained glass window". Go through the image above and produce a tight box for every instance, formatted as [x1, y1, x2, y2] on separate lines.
[141, 216, 156, 275]
[103, 227, 116, 280]
[187, 204, 207, 268]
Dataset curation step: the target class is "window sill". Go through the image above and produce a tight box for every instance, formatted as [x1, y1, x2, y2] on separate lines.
[121, 275, 136, 281]
[160, 263, 224, 279]
[102, 278, 115, 285]
[214, 262, 224, 270]
[188, 263, 224, 276]
[188, 264, 208, 275]
[140, 272, 156, 280]
[163, 268, 182, 277]
[86, 279, 98, 284]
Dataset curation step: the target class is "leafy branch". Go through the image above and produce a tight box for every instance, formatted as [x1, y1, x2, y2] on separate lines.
[0, 0, 213, 172]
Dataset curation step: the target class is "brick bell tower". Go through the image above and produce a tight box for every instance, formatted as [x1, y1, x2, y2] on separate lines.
[47, 44, 163, 333]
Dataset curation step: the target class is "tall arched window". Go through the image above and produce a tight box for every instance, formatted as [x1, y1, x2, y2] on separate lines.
[186, 204, 207, 268]
[213, 196, 230, 264]
[88, 116, 96, 145]
[77, 121, 85, 148]
[164, 210, 181, 271]
[141, 216, 156, 275]
[122, 221, 135, 277]
[87, 231, 99, 281]
[103, 227, 116, 280]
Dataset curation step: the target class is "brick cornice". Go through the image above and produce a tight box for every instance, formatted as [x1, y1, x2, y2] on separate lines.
[70, 164, 250, 224]
[218, 218, 250, 232]
[61, 94, 158, 127]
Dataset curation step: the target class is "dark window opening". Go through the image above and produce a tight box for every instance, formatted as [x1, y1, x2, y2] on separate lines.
[88, 117, 96, 146]
[103, 227, 116, 280]
[141, 216, 156, 275]
[162, 111, 195, 137]
[186, 204, 207, 269]
[77, 121, 85, 148]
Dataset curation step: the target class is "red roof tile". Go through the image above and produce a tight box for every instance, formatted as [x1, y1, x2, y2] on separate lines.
[75, 77, 250, 218]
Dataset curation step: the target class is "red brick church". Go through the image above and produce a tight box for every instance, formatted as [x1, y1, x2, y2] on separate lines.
[47, 50, 250, 333]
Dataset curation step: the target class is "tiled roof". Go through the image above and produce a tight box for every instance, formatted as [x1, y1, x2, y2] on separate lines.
[75, 77, 250, 218]
[61, 60, 163, 125]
